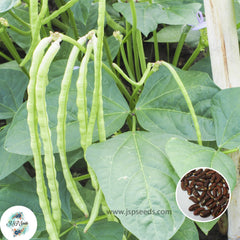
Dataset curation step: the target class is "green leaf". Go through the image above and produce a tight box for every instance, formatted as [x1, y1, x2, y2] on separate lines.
[0, 174, 71, 237]
[146, 25, 200, 47]
[0, 180, 46, 234]
[211, 88, 240, 149]
[64, 221, 124, 240]
[102, 35, 120, 62]
[0, 67, 28, 119]
[190, 56, 212, 78]
[86, 131, 184, 240]
[0, 125, 31, 180]
[170, 218, 199, 240]
[0, 0, 19, 12]
[5, 62, 130, 155]
[165, 138, 236, 190]
[136, 66, 219, 141]
[69, 0, 94, 25]
[75, 3, 99, 36]
[113, 2, 200, 36]
[196, 220, 218, 236]
[0, 166, 31, 188]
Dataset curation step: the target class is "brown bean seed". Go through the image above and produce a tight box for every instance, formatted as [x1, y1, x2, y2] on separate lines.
[192, 190, 200, 198]
[212, 205, 221, 218]
[186, 187, 192, 195]
[193, 207, 205, 215]
[193, 169, 203, 176]
[205, 198, 214, 206]
[195, 186, 207, 191]
[200, 210, 211, 218]
[189, 181, 195, 189]
[189, 196, 199, 204]
[189, 204, 200, 211]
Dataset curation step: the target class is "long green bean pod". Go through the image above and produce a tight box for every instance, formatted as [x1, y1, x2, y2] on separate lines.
[27, 37, 59, 240]
[85, 34, 100, 148]
[76, 39, 93, 151]
[160, 61, 202, 145]
[84, 188, 103, 233]
[35, 39, 62, 232]
[57, 36, 89, 217]
[21, 0, 41, 66]
[84, 0, 107, 232]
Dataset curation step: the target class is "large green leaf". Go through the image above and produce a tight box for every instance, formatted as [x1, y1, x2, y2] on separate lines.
[5, 62, 130, 155]
[64, 221, 124, 240]
[0, 180, 46, 236]
[113, 2, 200, 36]
[0, 166, 31, 188]
[69, 0, 94, 25]
[190, 56, 212, 78]
[146, 25, 200, 47]
[0, 174, 71, 238]
[170, 218, 199, 240]
[136, 66, 219, 141]
[211, 88, 240, 149]
[0, 0, 19, 12]
[0, 67, 28, 119]
[75, 3, 99, 36]
[165, 138, 236, 190]
[0, 126, 31, 180]
[86, 131, 184, 240]
[196, 220, 218, 236]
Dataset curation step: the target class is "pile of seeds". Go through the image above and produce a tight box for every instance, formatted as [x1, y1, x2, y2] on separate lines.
[181, 168, 230, 219]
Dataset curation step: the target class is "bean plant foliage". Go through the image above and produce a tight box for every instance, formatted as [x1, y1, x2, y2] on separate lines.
[0, 0, 239, 240]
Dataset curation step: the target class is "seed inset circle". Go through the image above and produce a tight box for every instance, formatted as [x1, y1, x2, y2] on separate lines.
[176, 167, 230, 222]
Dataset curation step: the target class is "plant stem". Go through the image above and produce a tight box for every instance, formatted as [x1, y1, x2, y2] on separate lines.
[132, 114, 136, 133]
[67, 9, 79, 39]
[103, 36, 115, 73]
[52, 18, 68, 32]
[113, 63, 138, 86]
[54, 0, 69, 24]
[126, 21, 135, 77]
[222, 148, 239, 154]
[130, 63, 153, 106]
[172, 25, 191, 66]
[153, 30, 159, 61]
[166, 42, 170, 62]
[136, 29, 146, 73]
[0, 28, 28, 76]
[129, 0, 141, 81]
[39, 0, 48, 20]
[120, 44, 135, 81]
[106, 11, 126, 34]
[73, 174, 90, 182]
[0, 51, 13, 61]
[182, 43, 202, 70]
[59, 215, 108, 237]
[160, 61, 202, 145]
[42, 0, 78, 25]
[9, 10, 30, 28]
[8, 24, 31, 35]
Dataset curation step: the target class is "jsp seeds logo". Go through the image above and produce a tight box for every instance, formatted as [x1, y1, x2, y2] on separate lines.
[0, 206, 37, 240]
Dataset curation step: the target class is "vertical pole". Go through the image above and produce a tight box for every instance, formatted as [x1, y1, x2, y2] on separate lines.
[204, 0, 240, 239]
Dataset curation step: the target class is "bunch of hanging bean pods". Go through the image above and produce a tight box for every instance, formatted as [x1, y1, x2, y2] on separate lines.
[181, 168, 230, 219]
